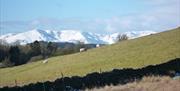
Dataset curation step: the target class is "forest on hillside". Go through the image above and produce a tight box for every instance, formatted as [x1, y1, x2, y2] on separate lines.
[0, 41, 99, 68]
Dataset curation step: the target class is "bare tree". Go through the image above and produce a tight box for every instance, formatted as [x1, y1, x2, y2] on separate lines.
[116, 34, 128, 42]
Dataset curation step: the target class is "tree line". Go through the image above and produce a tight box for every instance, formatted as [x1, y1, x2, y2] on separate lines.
[0, 41, 98, 68]
[0, 41, 57, 67]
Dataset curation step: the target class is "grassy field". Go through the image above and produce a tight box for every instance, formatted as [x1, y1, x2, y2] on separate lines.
[86, 76, 180, 91]
[0, 27, 180, 87]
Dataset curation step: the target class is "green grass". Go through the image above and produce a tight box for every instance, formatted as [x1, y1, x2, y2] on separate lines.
[0, 27, 180, 87]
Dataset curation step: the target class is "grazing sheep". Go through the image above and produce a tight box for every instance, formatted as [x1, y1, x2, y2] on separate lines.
[43, 59, 48, 64]
[80, 48, 86, 52]
[96, 44, 100, 48]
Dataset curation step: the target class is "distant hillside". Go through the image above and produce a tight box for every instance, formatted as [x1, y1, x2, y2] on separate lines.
[0, 29, 155, 44]
[0, 27, 179, 87]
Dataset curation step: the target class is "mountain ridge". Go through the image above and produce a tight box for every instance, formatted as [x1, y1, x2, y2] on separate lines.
[0, 29, 156, 45]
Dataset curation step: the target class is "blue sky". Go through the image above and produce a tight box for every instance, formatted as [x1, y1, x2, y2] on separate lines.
[0, 0, 180, 34]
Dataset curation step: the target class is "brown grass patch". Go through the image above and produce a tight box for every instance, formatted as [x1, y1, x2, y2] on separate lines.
[86, 76, 180, 91]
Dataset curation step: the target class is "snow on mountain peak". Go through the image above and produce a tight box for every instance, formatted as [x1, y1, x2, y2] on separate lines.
[58, 30, 87, 43]
[0, 29, 156, 45]
[124, 31, 156, 39]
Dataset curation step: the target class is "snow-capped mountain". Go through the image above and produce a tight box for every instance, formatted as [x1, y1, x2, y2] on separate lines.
[0, 29, 156, 45]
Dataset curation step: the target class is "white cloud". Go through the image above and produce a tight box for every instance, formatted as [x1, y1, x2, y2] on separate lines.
[1, 0, 179, 34]
[99, 0, 180, 32]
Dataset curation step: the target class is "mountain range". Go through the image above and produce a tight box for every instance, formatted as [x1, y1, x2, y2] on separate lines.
[0, 29, 156, 45]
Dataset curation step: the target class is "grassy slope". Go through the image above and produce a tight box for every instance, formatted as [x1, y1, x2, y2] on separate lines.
[0, 27, 180, 87]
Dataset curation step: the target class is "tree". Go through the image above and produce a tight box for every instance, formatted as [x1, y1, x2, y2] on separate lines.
[47, 42, 57, 56]
[1, 57, 14, 67]
[74, 40, 85, 52]
[116, 34, 128, 42]
[0, 45, 9, 62]
[39, 42, 49, 59]
[30, 41, 41, 56]
[9, 46, 20, 65]
[76, 40, 85, 45]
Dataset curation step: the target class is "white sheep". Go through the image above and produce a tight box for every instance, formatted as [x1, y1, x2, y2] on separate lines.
[42, 59, 48, 64]
[80, 48, 86, 52]
[96, 44, 100, 48]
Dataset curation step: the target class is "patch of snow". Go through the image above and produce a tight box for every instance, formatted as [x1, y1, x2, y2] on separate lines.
[0, 29, 156, 45]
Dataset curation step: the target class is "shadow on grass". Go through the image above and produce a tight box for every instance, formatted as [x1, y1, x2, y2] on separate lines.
[1, 58, 180, 91]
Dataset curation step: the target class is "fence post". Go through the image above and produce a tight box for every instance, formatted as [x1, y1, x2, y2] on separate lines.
[15, 79, 17, 86]
[61, 72, 64, 78]
[61, 72, 65, 90]
[100, 68, 102, 73]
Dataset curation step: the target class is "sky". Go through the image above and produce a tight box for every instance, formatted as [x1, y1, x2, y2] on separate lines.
[0, 0, 180, 34]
